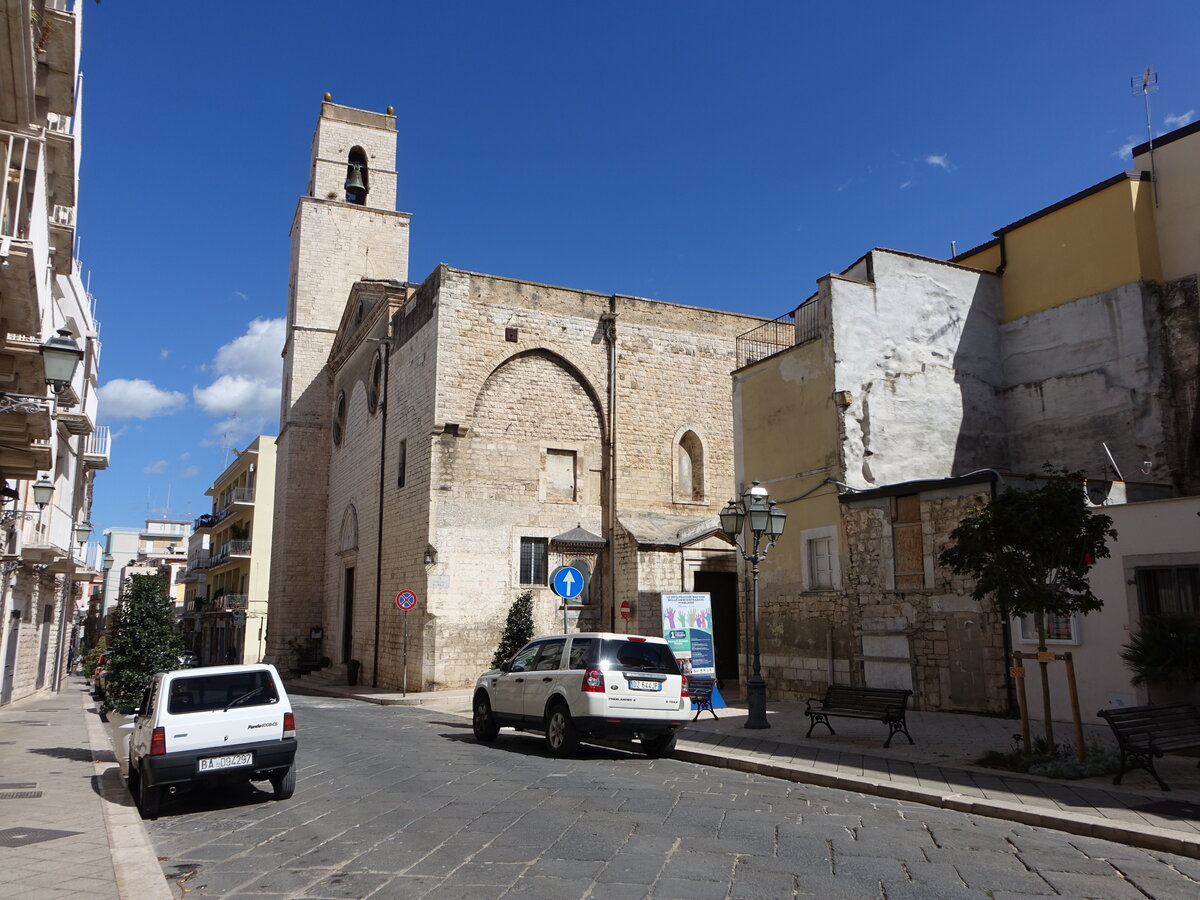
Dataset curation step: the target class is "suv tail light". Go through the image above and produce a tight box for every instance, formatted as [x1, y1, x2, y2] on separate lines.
[581, 668, 605, 693]
[150, 726, 166, 756]
[681, 675, 689, 699]
[283, 711, 296, 738]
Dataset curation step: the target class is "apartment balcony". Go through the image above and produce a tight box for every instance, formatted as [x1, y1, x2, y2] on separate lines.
[44, 119, 75, 208]
[193, 509, 229, 532]
[227, 540, 252, 557]
[229, 487, 255, 505]
[47, 202, 74, 275]
[1, 0, 38, 126]
[37, 1, 80, 117]
[0, 394, 53, 480]
[82, 424, 109, 470]
[224, 593, 248, 610]
[0, 131, 41, 337]
[56, 406, 92, 436]
[187, 553, 211, 573]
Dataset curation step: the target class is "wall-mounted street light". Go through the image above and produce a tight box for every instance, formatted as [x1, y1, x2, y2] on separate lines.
[0, 473, 54, 525]
[0, 329, 84, 414]
[720, 481, 787, 730]
[74, 520, 92, 545]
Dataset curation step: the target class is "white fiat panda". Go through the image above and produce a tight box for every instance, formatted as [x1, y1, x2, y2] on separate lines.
[472, 633, 689, 757]
[127, 663, 297, 818]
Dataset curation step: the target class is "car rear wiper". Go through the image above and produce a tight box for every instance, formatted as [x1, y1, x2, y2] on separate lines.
[224, 686, 265, 711]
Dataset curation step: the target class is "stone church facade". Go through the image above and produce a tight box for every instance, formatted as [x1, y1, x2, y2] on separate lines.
[267, 100, 765, 690]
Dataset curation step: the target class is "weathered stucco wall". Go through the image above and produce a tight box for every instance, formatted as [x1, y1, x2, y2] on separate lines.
[830, 251, 1007, 489]
[1001, 280, 1167, 481]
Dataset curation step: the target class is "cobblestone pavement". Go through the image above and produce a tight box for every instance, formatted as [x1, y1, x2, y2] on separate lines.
[141, 695, 1200, 899]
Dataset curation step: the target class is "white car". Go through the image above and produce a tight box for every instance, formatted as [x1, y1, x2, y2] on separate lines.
[472, 632, 690, 757]
[127, 663, 297, 818]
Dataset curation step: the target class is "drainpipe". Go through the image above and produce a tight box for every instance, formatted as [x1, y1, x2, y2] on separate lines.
[371, 327, 392, 688]
[603, 300, 618, 632]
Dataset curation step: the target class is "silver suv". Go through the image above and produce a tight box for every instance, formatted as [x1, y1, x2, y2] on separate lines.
[472, 633, 689, 757]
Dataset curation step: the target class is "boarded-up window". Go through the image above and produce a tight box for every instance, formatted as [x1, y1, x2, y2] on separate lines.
[545, 449, 576, 501]
[892, 494, 925, 589]
[808, 537, 833, 590]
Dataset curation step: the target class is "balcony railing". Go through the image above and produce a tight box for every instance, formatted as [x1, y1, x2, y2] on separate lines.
[228, 540, 252, 556]
[735, 298, 823, 368]
[224, 594, 248, 610]
[229, 487, 255, 504]
[1, 131, 35, 242]
[188, 554, 211, 572]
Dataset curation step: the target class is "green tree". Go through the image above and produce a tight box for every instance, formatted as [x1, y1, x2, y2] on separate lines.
[492, 590, 534, 668]
[938, 467, 1116, 740]
[102, 574, 183, 713]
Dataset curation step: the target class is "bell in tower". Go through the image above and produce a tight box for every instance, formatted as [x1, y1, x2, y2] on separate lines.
[345, 147, 369, 204]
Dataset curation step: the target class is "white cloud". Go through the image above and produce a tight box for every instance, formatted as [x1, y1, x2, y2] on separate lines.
[160, 349, 170, 360]
[180, 465, 201, 480]
[143, 460, 168, 475]
[213, 318, 285, 383]
[899, 178, 913, 190]
[193, 317, 284, 442]
[1164, 110, 1196, 130]
[924, 154, 952, 171]
[97, 379, 187, 422]
[1114, 136, 1138, 159]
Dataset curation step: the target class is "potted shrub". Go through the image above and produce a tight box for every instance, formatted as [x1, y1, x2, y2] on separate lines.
[1121, 614, 1200, 705]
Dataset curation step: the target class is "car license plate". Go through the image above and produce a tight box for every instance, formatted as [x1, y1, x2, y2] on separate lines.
[629, 680, 662, 691]
[198, 752, 253, 772]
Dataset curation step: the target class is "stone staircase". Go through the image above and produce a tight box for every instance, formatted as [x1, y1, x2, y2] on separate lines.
[290, 663, 349, 687]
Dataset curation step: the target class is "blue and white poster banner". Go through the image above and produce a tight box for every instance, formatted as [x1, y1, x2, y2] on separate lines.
[660, 592, 715, 676]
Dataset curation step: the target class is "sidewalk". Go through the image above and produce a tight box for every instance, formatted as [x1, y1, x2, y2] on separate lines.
[0, 678, 171, 900]
[293, 680, 1200, 860]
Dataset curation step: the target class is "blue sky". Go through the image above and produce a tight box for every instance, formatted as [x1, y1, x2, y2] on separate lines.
[80, 0, 1200, 534]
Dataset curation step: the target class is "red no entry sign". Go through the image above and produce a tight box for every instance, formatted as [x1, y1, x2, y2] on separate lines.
[395, 590, 417, 610]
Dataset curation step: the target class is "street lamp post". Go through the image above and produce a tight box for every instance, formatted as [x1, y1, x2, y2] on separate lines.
[720, 481, 786, 730]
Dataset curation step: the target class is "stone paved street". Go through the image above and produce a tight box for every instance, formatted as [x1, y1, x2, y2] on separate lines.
[137, 695, 1200, 899]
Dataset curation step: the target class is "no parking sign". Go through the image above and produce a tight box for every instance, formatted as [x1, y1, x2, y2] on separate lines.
[394, 590, 417, 610]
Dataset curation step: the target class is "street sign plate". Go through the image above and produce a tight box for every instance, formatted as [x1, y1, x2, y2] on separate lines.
[550, 566, 584, 600]
[395, 590, 417, 610]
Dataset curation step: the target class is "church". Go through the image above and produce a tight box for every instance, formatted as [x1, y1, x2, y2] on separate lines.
[266, 99, 766, 690]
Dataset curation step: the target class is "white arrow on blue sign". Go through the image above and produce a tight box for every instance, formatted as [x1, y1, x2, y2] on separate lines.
[550, 565, 585, 600]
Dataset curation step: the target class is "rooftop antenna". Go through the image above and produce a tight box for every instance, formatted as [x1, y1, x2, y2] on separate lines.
[1102, 442, 1125, 482]
[1131, 66, 1160, 206]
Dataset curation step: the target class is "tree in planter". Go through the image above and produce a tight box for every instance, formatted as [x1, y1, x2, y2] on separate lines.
[102, 574, 183, 714]
[938, 466, 1116, 745]
[492, 590, 534, 668]
[1121, 614, 1200, 702]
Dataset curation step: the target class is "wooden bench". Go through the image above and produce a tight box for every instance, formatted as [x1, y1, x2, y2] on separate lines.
[1098, 703, 1200, 791]
[805, 684, 914, 747]
[688, 676, 718, 721]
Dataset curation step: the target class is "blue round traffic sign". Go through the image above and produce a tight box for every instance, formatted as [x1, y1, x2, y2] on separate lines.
[550, 566, 585, 600]
[395, 590, 417, 610]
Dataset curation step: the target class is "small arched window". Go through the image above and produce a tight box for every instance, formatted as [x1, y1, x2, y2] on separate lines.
[333, 391, 347, 446]
[677, 430, 704, 502]
[367, 351, 383, 414]
[345, 146, 369, 204]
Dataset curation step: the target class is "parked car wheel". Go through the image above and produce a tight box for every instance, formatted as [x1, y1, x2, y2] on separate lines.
[641, 734, 677, 759]
[472, 693, 499, 742]
[136, 763, 161, 819]
[544, 702, 579, 756]
[270, 765, 296, 801]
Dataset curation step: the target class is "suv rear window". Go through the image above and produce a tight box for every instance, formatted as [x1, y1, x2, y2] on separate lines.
[598, 639, 680, 675]
[167, 670, 280, 714]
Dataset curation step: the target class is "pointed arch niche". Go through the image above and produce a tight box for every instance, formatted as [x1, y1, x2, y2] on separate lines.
[674, 428, 705, 503]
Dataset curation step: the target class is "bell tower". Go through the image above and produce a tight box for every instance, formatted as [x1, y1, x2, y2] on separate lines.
[268, 97, 411, 662]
